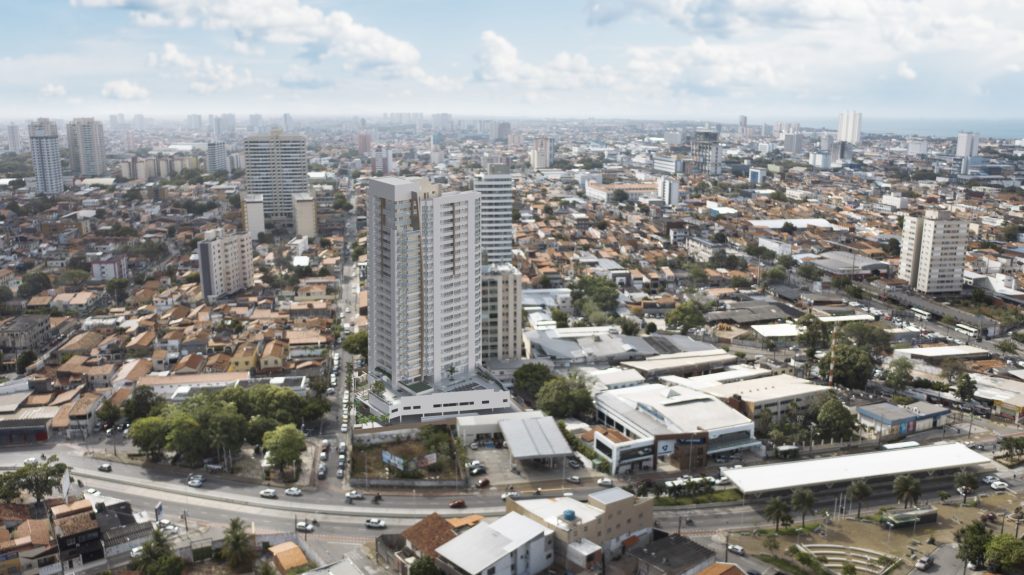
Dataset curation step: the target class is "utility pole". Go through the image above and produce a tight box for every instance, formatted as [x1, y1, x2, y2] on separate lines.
[827, 319, 839, 388]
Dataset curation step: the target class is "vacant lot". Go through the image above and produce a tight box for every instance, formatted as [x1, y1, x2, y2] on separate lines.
[351, 425, 462, 480]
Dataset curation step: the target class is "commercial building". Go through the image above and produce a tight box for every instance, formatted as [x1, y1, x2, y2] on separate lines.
[475, 164, 515, 264]
[482, 263, 523, 361]
[367, 177, 482, 392]
[619, 349, 738, 379]
[198, 228, 254, 301]
[693, 129, 721, 176]
[856, 402, 950, 438]
[665, 374, 829, 423]
[507, 488, 654, 571]
[837, 110, 862, 145]
[66, 117, 106, 177]
[29, 118, 64, 194]
[242, 194, 266, 239]
[243, 131, 309, 228]
[367, 386, 512, 423]
[499, 416, 573, 469]
[206, 141, 228, 173]
[898, 209, 967, 294]
[592, 383, 758, 474]
[292, 193, 318, 238]
[435, 512, 554, 575]
[627, 535, 716, 575]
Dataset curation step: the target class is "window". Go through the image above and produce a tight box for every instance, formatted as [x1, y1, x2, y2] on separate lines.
[487, 568, 496, 575]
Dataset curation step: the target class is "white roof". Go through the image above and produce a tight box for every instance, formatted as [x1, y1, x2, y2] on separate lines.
[751, 323, 802, 338]
[596, 383, 752, 436]
[817, 314, 877, 323]
[723, 443, 989, 494]
[436, 512, 550, 574]
[894, 345, 990, 359]
[661, 366, 772, 388]
[499, 417, 573, 460]
[698, 375, 828, 403]
[513, 496, 604, 527]
[748, 218, 844, 230]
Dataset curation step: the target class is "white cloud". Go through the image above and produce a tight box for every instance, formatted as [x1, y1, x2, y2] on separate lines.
[476, 31, 615, 90]
[231, 40, 263, 56]
[897, 61, 917, 80]
[75, 0, 444, 87]
[149, 42, 252, 93]
[40, 83, 66, 97]
[101, 79, 149, 100]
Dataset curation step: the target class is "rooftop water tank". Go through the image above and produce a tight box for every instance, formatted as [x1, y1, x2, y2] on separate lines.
[563, 509, 576, 521]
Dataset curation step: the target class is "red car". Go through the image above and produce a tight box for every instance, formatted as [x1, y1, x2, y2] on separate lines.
[449, 499, 466, 508]
[476, 478, 490, 488]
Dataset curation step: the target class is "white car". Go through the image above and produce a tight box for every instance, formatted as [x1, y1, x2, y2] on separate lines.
[259, 488, 277, 499]
[345, 490, 364, 500]
[85, 488, 100, 495]
[130, 546, 144, 559]
[187, 478, 204, 488]
[982, 475, 1000, 484]
[295, 521, 315, 533]
[990, 481, 1010, 490]
[727, 544, 746, 557]
[365, 518, 386, 529]
[565, 475, 581, 484]
[341, 424, 349, 433]
[597, 478, 613, 487]
[500, 491, 521, 501]
[285, 487, 303, 497]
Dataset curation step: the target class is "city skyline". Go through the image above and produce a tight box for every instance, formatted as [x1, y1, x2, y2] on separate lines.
[3, 1, 1024, 122]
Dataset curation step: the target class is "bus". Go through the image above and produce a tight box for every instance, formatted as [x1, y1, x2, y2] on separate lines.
[882, 441, 920, 450]
[954, 324, 979, 340]
[910, 307, 933, 321]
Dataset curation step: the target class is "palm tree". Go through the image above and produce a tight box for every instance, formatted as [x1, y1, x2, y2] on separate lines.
[791, 488, 815, 528]
[954, 471, 979, 504]
[893, 474, 921, 509]
[764, 496, 791, 531]
[846, 479, 873, 519]
[220, 517, 254, 571]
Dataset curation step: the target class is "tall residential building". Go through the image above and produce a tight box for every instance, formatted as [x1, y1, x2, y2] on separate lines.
[28, 118, 63, 195]
[66, 118, 106, 176]
[248, 114, 263, 132]
[241, 194, 266, 240]
[481, 263, 522, 361]
[474, 164, 514, 264]
[282, 113, 294, 132]
[292, 193, 318, 238]
[356, 132, 372, 155]
[206, 141, 228, 174]
[898, 209, 967, 294]
[243, 131, 309, 228]
[198, 228, 255, 301]
[185, 114, 203, 132]
[6, 123, 20, 153]
[658, 176, 679, 205]
[693, 128, 721, 175]
[837, 110, 862, 145]
[367, 177, 482, 391]
[956, 132, 979, 158]
[529, 137, 554, 170]
[783, 133, 804, 155]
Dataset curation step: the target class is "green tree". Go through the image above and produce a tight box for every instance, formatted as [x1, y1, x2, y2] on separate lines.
[536, 371, 594, 419]
[797, 315, 830, 360]
[18, 456, 68, 503]
[17, 272, 51, 299]
[550, 308, 569, 328]
[777, 254, 797, 269]
[846, 479, 873, 519]
[892, 474, 921, 508]
[220, 517, 254, 571]
[56, 269, 90, 287]
[816, 396, 858, 441]
[128, 416, 170, 461]
[842, 563, 857, 575]
[15, 351, 37, 374]
[571, 275, 620, 314]
[986, 534, 1024, 573]
[764, 533, 779, 555]
[132, 528, 185, 575]
[996, 339, 1018, 356]
[262, 424, 307, 477]
[796, 263, 822, 280]
[840, 323, 892, 357]
[791, 487, 815, 528]
[764, 496, 791, 531]
[956, 372, 978, 436]
[819, 344, 875, 389]
[665, 301, 706, 333]
[255, 562, 277, 575]
[246, 415, 280, 446]
[410, 556, 443, 575]
[0, 286, 13, 304]
[954, 471, 978, 504]
[106, 278, 131, 304]
[165, 410, 206, 466]
[96, 399, 121, 427]
[884, 357, 914, 393]
[123, 386, 166, 421]
[0, 471, 21, 503]
[513, 363, 554, 401]
[955, 520, 992, 569]
[941, 358, 967, 385]
[341, 331, 368, 358]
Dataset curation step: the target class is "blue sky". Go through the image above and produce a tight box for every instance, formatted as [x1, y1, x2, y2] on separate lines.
[3, 0, 1024, 122]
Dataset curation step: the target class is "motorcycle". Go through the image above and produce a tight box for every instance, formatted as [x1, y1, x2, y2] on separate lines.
[685, 518, 695, 526]
[373, 493, 382, 504]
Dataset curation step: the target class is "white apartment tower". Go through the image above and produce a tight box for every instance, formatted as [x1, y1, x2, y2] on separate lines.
[658, 176, 679, 205]
[529, 138, 554, 170]
[292, 193, 318, 239]
[367, 177, 482, 392]
[481, 263, 522, 361]
[243, 131, 309, 228]
[898, 209, 968, 294]
[956, 132, 979, 158]
[206, 141, 228, 174]
[66, 117, 106, 176]
[198, 228, 254, 301]
[837, 110, 862, 145]
[28, 118, 63, 195]
[474, 164, 514, 264]
[241, 194, 266, 240]
[6, 123, 20, 153]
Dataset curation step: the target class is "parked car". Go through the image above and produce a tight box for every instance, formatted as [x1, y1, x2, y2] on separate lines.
[982, 475, 1000, 484]
[469, 466, 487, 476]
[568, 459, 582, 469]
[990, 481, 1009, 490]
[346, 490, 364, 500]
[915, 556, 933, 571]
[476, 478, 490, 488]
[317, 464, 327, 479]
[365, 518, 387, 529]
[449, 499, 466, 508]
[597, 478, 613, 487]
[130, 546, 144, 558]
[259, 488, 277, 499]
[285, 487, 303, 497]
[336, 468, 345, 479]
[566, 475, 581, 484]
[296, 521, 315, 533]
[98, 463, 112, 472]
[727, 544, 745, 557]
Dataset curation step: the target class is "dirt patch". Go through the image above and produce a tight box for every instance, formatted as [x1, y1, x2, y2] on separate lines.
[351, 426, 461, 480]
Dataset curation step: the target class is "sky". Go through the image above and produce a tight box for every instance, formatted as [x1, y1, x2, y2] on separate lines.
[3, 0, 1024, 123]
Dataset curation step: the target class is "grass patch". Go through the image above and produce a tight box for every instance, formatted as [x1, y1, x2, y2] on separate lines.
[351, 425, 461, 480]
[653, 488, 743, 506]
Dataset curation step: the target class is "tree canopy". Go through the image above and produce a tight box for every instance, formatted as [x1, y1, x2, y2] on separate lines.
[536, 371, 594, 419]
[819, 344, 875, 389]
[665, 301, 706, 333]
[513, 363, 553, 401]
[815, 396, 858, 441]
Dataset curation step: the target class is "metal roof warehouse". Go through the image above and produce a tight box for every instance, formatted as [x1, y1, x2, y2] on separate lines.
[722, 443, 989, 495]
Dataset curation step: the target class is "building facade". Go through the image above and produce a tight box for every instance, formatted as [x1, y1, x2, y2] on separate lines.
[198, 228, 254, 301]
[898, 209, 967, 294]
[66, 117, 106, 177]
[243, 131, 309, 228]
[206, 141, 228, 174]
[29, 118, 64, 194]
[292, 193, 318, 238]
[482, 263, 523, 362]
[242, 194, 266, 239]
[837, 110, 862, 145]
[474, 164, 514, 264]
[530, 138, 554, 170]
[367, 177, 482, 391]
[693, 129, 721, 176]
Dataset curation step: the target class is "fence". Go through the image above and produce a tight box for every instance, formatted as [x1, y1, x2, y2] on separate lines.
[349, 477, 467, 489]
